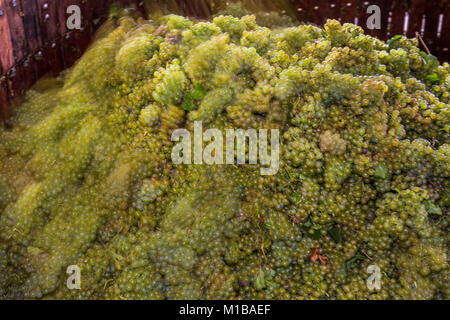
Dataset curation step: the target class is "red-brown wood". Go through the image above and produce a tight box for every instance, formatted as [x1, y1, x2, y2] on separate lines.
[423, 1, 442, 49]
[4, 0, 26, 62]
[340, 0, 359, 24]
[407, 0, 426, 38]
[438, 2, 450, 61]
[0, 0, 15, 71]
[291, 0, 310, 22]
[389, 0, 408, 37]
[327, 0, 342, 21]
[0, 75, 9, 122]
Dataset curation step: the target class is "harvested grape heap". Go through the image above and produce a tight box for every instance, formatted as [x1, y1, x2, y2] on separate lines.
[0, 9, 449, 300]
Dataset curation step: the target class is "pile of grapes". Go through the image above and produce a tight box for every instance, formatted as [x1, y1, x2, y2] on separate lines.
[0, 7, 448, 299]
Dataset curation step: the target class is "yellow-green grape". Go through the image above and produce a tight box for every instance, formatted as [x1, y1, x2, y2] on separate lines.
[152, 62, 188, 106]
[139, 104, 161, 126]
[0, 9, 448, 300]
[160, 105, 185, 137]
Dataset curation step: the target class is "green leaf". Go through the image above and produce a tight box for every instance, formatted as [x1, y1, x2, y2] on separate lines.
[309, 229, 322, 240]
[328, 226, 341, 243]
[374, 163, 388, 179]
[311, 221, 322, 230]
[425, 73, 439, 83]
[288, 193, 302, 205]
[27, 246, 43, 255]
[344, 254, 366, 273]
[419, 51, 439, 69]
[388, 35, 402, 47]
[191, 83, 207, 100]
[301, 216, 322, 240]
[255, 269, 265, 290]
[180, 95, 196, 111]
[424, 201, 442, 215]
[180, 83, 207, 111]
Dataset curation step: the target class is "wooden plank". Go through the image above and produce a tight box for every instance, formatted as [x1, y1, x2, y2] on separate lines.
[437, 2, 450, 62]
[20, 54, 35, 90]
[389, 0, 407, 37]
[36, 0, 59, 43]
[6, 63, 25, 100]
[19, 0, 39, 88]
[423, 1, 442, 50]
[317, 0, 339, 25]
[44, 40, 64, 76]
[0, 53, 9, 123]
[76, 24, 94, 57]
[0, 0, 15, 71]
[290, 0, 310, 23]
[407, 0, 426, 38]
[39, 1, 63, 75]
[21, 0, 43, 52]
[4, 0, 26, 62]
[327, 0, 342, 21]
[0, 76, 10, 123]
[61, 31, 79, 69]
[341, 0, 359, 24]
[179, 0, 211, 19]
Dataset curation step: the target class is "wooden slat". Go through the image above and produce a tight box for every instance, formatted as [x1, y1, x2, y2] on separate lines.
[21, 0, 43, 52]
[0, 0, 15, 71]
[291, 0, 310, 22]
[341, 0, 359, 24]
[19, 0, 39, 88]
[317, 0, 339, 25]
[389, 0, 407, 37]
[6, 63, 25, 100]
[178, 0, 211, 19]
[0, 76, 9, 122]
[39, 0, 63, 75]
[407, 0, 426, 38]
[306, 0, 325, 25]
[437, 2, 450, 61]
[327, 0, 342, 21]
[423, 1, 442, 50]
[35, 0, 58, 43]
[4, 0, 26, 62]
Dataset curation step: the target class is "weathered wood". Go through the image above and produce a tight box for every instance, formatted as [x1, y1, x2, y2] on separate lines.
[407, 0, 426, 38]
[327, 0, 342, 21]
[5, 0, 26, 62]
[438, 1, 450, 61]
[0, 0, 15, 71]
[423, 1, 443, 49]
[21, 0, 42, 53]
[389, 0, 408, 37]
[291, 0, 310, 22]
[340, 0, 359, 24]
[0, 75, 9, 122]
[178, 0, 211, 19]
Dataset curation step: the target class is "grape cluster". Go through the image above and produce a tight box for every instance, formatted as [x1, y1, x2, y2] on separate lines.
[0, 6, 448, 300]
